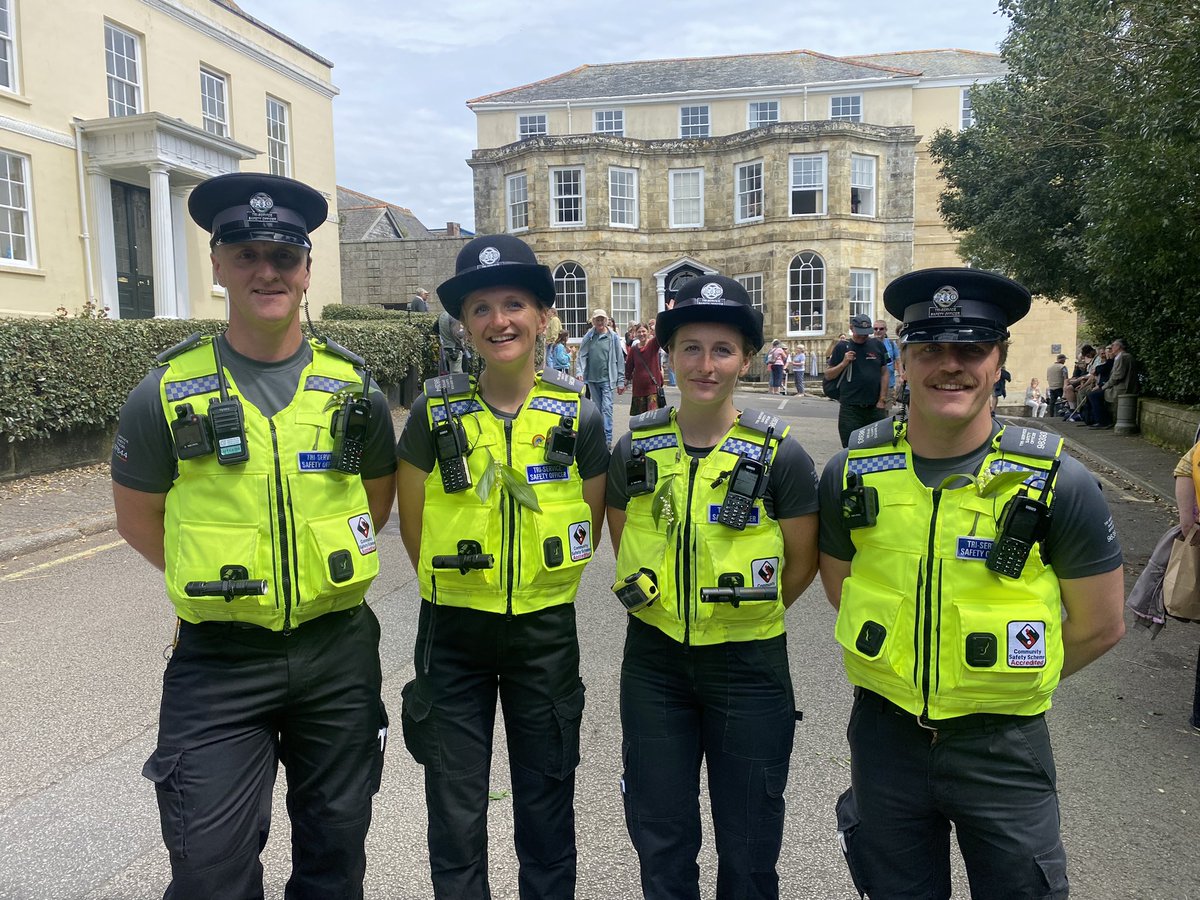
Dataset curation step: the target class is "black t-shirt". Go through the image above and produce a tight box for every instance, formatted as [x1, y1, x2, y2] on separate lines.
[817, 425, 1122, 579]
[396, 389, 610, 480]
[827, 338, 890, 406]
[111, 336, 397, 492]
[607, 428, 820, 520]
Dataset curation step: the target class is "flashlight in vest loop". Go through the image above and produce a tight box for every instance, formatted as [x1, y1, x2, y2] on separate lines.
[431, 539, 495, 575]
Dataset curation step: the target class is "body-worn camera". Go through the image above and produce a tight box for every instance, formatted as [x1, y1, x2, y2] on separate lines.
[544, 416, 577, 467]
[841, 472, 879, 529]
[613, 569, 659, 613]
[626, 446, 657, 496]
[171, 403, 214, 459]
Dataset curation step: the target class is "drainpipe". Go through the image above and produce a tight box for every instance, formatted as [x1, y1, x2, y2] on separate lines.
[566, 100, 572, 133]
[71, 120, 98, 306]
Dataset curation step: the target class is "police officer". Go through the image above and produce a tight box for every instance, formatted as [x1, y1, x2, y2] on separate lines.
[111, 172, 396, 898]
[606, 275, 820, 900]
[394, 234, 609, 898]
[818, 268, 1126, 899]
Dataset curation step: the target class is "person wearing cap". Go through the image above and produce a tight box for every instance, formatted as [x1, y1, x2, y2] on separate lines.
[111, 172, 397, 896]
[824, 314, 892, 447]
[606, 274, 819, 899]
[1046, 353, 1069, 415]
[818, 267, 1126, 900]
[394, 234, 609, 898]
[575, 308, 627, 445]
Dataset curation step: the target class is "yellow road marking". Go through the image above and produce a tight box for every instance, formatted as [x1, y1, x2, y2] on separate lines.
[1, 539, 126, 582]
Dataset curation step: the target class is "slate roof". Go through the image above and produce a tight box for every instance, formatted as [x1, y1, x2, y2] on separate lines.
[468, 48, 1003, 106]
[336, 186, 435, 242]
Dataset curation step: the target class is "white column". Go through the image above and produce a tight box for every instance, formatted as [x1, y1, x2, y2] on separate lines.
[655, 274, 666, 313]
[170, 187, 191, 319]
[88, 167, 118, 318]
[148, 164, 178, 318]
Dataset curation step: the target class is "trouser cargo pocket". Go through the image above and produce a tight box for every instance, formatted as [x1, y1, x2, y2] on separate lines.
[546, 682, 585, 780]
[836, 787, 867, 898]
[143, 747, 187, 859]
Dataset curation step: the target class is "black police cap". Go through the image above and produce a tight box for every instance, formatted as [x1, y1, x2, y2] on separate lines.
[188, 172, 328, 249]
[437, 234, 556, 320]
[655, 275, 765, 352]
[883, 267, 1031, 344]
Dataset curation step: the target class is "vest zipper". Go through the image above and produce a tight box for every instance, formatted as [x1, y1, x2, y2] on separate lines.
[504, 419, 516, 619]
[269, 419, 294, 634]
[680, 456, 699, 646]
[919, 489, 942, 720]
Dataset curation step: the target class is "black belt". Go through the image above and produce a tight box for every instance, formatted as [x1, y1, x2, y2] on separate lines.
[855, 686, 1043, 734]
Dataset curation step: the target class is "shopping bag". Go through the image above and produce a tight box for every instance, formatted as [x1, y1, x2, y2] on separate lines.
[1162, 528, 1200, 619]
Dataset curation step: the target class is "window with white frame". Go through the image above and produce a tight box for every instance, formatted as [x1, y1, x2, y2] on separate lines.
[506, 172, 528, 232]
[200, 68, 229, 137]
[0, 0, 17, 92]
[735, 273, 764, 313]
[789, 153, 826, 215]
[0, 149, 32, 265]
[518, 114, 547, 139]
[787, 252, 825, 334]
[849, 269, 875, 320]
[830, 94, 861, 122]
[850, 154, 876, 216]
[608, 166, 638, 228]
[734, 160, 763, 223]
[669, 168, 704, 228]
[551, 167, 584, 226]
[554, 262, 588, 338]
[748, 100, 778, 128]
[679, 105, 710, 138]
[266, 96, 291, 176]
[594, 109, 624, 136]
[104, 22, 142, 117]
[961, 88, 975, 130]
[611, 278, 640, 326]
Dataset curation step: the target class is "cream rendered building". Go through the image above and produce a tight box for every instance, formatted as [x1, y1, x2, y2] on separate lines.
[0, 0, 340, 320]
[467, 49, 1074, 385]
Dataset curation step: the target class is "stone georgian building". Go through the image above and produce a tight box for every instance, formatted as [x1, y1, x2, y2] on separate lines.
[466, 49, 1075, 384]
[0, 0, 340, 319]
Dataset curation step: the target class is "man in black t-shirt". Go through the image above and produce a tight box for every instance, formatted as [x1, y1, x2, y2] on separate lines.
[824, 313, 890, 447]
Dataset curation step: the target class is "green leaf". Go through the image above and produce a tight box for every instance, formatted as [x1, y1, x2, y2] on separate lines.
[501, 463, 543, 513]
[323, 387, 356, 412]
[977, 469, 1033, 497]
[474, 447, 497, 504]
[651, 473, 677, 529]
[488, 789, 511, 801]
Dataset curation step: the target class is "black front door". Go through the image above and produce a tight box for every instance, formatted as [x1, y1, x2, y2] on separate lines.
[666, 264, 708, 305]
[112, 181, 155, 319]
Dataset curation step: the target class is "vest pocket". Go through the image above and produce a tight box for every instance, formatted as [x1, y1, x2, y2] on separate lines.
[698, 523, 785, 630]
[422, 503, 502, 591]
[940, 599, 1049, 700]
[835, 575, 914, 684]
[171, 520, 264, 609]
[297, 510, 380, 603]
[519, 499, 595, 590]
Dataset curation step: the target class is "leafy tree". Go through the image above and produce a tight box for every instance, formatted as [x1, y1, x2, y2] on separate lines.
[929, 0, 1200, 402]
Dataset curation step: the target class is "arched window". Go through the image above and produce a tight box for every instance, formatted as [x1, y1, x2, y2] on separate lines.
[788, 252, 825, 334]
[554, 262, 588, 338]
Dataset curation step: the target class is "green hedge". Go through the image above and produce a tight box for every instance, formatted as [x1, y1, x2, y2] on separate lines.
[0, 316, 435, 443]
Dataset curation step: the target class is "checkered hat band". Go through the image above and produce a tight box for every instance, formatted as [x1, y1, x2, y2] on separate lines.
[304, 376, 356, 394]
[431, 400, 485, 423]
[990, 460, 1048, 491]
[848, 453, 908, 475]
[529, 397, 579, 418]
[720, 438, 767, 461]
[164, 375, 221, 402]
[632, 434, 679, 453]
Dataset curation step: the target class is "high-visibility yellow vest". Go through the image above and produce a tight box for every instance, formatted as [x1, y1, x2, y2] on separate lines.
[417, 370, 595, 615]
[837, 418, 1064, 718]
[159, 336, 379, 631]
[616, 407, 789, 645]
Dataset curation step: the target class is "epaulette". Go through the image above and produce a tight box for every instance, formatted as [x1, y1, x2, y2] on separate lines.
[316, 337, 366, 368]
[423, 373, 472, 397]
[155, 332, 206, 365]
[997, 425, 1062, 460]
[738, 408, 787, 438]
[539, 367, 585, 395]
[848, 416, 901, 451]
[630, 406, 672, 431]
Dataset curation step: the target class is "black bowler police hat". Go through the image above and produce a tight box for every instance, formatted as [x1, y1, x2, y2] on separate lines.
[883, 267, 1031, 344]
[656, 275, 765, 352]
[437, 234, 556, 319]
[188, 172, 328, 249]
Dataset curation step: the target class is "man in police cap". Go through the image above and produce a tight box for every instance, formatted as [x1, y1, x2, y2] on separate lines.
[817, 268, 1125, 899]
[112, 172, 396, 897]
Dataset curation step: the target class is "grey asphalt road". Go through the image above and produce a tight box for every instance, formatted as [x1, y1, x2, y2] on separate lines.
[0, 390, 1196, 899]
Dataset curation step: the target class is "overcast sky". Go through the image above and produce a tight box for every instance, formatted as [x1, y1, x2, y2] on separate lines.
[240, 0, 1011, 231]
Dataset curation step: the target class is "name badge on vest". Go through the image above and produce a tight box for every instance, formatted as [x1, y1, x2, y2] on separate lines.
[1007, 621, 1046, 668]
[348, 514, 377, 555]
[526, 463, 570, 484]
[298, 451, 333, 471]
[956, 536, 994, 560]
[569, 520, 593, 562]
[708, 504, 759, 526]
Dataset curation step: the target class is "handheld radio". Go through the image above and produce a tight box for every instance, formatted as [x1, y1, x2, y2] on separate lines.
[331, 368, 372, 475]
[716, 426, 774, 530]
[433, 382, 472, 493]
[208, 336, 250, 465]
[985, 459, 1058, 578]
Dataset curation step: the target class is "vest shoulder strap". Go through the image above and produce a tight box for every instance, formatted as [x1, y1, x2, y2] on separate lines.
[315, 337, 366, 368]
[848, 416, 900, 451]
[538, 367, 585, 395]
[737, 408, 790, 440]
[156, 332, 206, 365]
[997, 425, 1062, 460]
[423, 373, 472, 397]
[631, 406, 672, 432]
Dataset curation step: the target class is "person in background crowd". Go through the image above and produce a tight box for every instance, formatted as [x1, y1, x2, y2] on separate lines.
[824, 315, 890, 447]
[438, 307, 467, 375]
[1087, 338, 1135, 429]
[624, 322, 664, 415]
[1024, 376, 1049, 417]
[1063, 345, 1097, 413]
[1046, 353, 1069, 414]
[767, 339, 788, 395]
[410, 288, 430, 312]
[873, 319, 902, 401]
[991, 364, 1011, 411]
[576, 308, 627, 445]
[1172, 437, 1200, 731]
[548, 329, 572, 372]
[791, 343, 807, 395]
